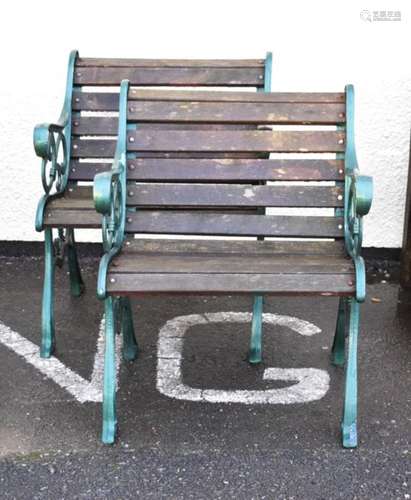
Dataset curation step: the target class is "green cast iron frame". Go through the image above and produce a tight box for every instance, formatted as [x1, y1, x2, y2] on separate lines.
[93, 76, 373, 447]
[93, 53, 273, 444]
[33, 51, 272, 361]
[34, 50, 85, 358]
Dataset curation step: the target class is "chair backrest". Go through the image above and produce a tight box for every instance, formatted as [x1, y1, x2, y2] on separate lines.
[69, 54, 271, 182]
[113, 90, 347, 241]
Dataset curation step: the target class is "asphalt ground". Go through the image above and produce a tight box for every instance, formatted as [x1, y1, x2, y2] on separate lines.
[0, 255, 409, 499]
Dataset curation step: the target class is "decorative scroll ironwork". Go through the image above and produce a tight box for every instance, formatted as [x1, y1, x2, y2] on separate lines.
[34, 50, 78, 232]
[344, 85, 373, 302]
[94, 79, 130, 299]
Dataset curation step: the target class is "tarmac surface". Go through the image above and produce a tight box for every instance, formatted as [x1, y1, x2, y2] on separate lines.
[0, 255, 409, 499]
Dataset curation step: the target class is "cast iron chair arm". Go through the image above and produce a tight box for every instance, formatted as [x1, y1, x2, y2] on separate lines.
[344, 173, 373, 302]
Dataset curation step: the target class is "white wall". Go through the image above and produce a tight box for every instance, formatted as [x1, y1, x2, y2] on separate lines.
[1, 1, 410, 246]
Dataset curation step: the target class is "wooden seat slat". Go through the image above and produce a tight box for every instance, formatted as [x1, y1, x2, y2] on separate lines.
[111, 253, 353, 274]
[106, 272, 354, 295]
[43, 209, 101, 228]
[122, 238, 347, 256]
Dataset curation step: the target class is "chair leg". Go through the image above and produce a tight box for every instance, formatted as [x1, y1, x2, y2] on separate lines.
[332, 297, 346, 366]
[66, 228, 85, 297]
[249, 295, 264, 364]
[102, 296, 117, 444]
[341, 298, 360, 448]
[120, 297, 138, 361]
[40, 228, 55, 358]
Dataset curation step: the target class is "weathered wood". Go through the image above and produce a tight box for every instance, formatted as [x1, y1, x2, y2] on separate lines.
[71, 103, 345, 135]
[125, 212, 344, 238]
[128, 90, 345, 103]
[46, 186, 263, 214]
[72, 131, 344, 157]
[106, 272, 355, 295]
[112, 253, 353, 274]
[122, 238, 347, 256]
[43, 209, 101, 228]
[126, 130, 345, 153]
[76, 58, 265, 68]
[127, 101, 345, 124]
[72, 90, 345, 111]
[126, 184, 343, 208]
[74, 67, 264, 86]
[69, 159, 344, 182]
[71, 117, 259, 136]
[69, 162, 112, 180]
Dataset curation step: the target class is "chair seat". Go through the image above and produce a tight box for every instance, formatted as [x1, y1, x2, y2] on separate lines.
[107, 239, 355, 295]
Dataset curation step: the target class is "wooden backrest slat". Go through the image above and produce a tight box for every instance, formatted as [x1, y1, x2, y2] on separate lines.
[125, 184, 343, 208]
[72, 91, 345, 111]
[128, 130, 344, 153]
[69, 159, 344, 182]
[76, 58, 265, 68]
[71, 101, 345, 135]
[72, 130, 344, 157]
[125, 211, 344, 238]
[74, 67, 264, 86]
[72, 118, 263, 136]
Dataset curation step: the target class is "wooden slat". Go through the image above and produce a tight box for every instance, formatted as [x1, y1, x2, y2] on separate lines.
[69, 159, 345, 182]
[72, 91, 345, 111]
[74, 67, 264, 86]
[72, 131, 344, 157]
[45, 186, 262, 214]
[126, 130, 345, 153]
[126, 184, 343, 208]
[128, 90, 346, 103]
[125, 212, 344, 237]
[122, 238, 347, 256]
[71, 103, 344, 135]
[43, 209, 101, 228]
[76, 58, 265, 68]
[71, 118, 260, 136]
[106, 272, 355, 295]
[127, 101, 345, 125]
[72, 92, 119, 111]
[111, 254, 353, 274]
[71, 145, 267, 159]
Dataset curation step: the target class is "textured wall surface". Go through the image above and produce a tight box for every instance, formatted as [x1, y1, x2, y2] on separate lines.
[1, 1, 410, 246]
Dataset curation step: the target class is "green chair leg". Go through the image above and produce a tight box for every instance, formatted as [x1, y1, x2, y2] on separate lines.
[332, 297, 346, 366]
[102, 296, 117, 444]
[67, 228, 85, 297]
[40, 228, 55, 358]
[249, 295, 264, 364]
[120, 297, 138, 361]
[341, 298, 360, 448]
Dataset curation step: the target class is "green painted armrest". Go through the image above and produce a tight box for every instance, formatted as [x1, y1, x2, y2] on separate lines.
[94, 170, 116, 216]
[353, 175, 373, 216]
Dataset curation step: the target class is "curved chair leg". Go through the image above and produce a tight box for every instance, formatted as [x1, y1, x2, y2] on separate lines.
[40, 228, 55, 358]
[249, 295, 264, 364]
[341, 298, 360, 448]
[120, 297, 138, 361]
[102, 296, 117, 444]
[332, 297, 346, 366]
[67, 228, 85, 297]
